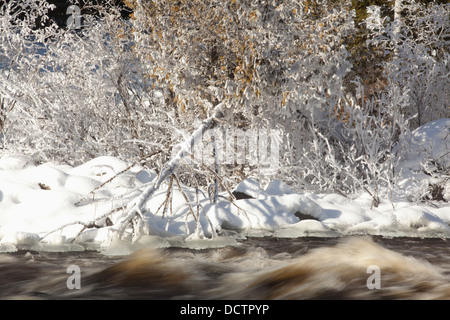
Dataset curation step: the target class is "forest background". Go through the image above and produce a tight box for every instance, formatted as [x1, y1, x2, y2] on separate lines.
[0, 0, 448, 206]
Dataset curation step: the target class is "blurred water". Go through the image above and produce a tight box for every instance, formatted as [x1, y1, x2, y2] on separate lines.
[1, 236, 450, 299]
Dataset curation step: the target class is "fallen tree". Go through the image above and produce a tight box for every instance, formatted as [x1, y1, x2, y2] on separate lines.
[41, 102, 228, 242]
[115, 103, 227, 239]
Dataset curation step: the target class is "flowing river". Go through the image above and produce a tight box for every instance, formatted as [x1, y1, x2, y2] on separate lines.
[1, 235, 450, 300]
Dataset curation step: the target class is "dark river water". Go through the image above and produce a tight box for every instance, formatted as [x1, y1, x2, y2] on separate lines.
[1, 235, 450, 300]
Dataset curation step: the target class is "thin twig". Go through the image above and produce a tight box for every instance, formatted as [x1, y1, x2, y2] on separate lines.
[190, 156, 249, 221]
[75, 150, 162, 206]
[40, 205, 125, 242]
[173, 173, 197, 223]
[154, 174, 174, 218]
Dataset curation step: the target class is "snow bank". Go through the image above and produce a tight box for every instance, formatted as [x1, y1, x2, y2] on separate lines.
[0, 120, 448, 254]
[396, 118, 450, 202]
[398, 119, 449, 173]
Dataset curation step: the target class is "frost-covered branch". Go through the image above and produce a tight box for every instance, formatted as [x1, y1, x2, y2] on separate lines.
[116, 103, 226, 238]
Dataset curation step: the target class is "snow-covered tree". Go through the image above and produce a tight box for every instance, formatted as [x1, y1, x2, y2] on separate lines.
[0, 0, 59, 154]
[0, 0, 173, 166]
[124, 0, 360, 186]
[366, 0, 449, 128]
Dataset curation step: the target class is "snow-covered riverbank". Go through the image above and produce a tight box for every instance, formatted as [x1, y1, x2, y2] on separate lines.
[0, 119, 448, 254]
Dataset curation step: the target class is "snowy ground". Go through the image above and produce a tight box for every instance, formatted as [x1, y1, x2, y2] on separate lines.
[0, 119, 448, 255]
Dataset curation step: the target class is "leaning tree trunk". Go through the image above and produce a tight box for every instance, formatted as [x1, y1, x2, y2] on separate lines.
[40, 102, 227, 242]
[116, 102, 226, 237]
